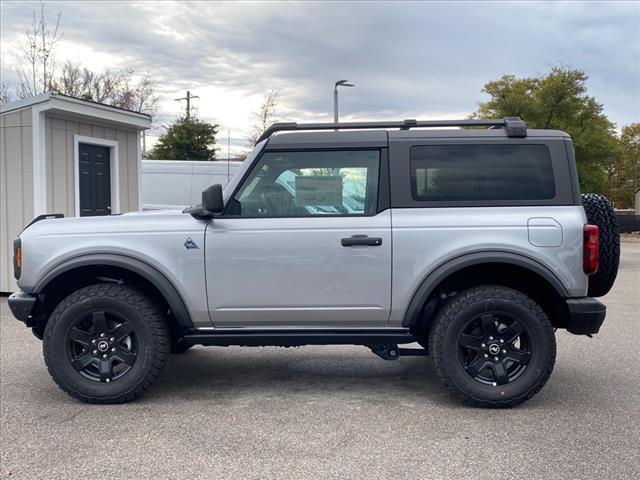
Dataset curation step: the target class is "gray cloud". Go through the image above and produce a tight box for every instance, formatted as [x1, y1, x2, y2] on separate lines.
[2, 0, 639, 135]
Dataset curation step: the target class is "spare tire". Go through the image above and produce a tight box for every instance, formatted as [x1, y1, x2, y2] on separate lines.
[581, 193, 620, 297]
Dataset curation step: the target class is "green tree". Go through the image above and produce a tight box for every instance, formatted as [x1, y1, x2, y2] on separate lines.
[474, 66, 618, 194]
[609, 123, 640, 208]
[147, 116, 219, 161]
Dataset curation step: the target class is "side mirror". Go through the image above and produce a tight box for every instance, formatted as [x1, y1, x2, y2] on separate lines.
[202, 184, 224, 214]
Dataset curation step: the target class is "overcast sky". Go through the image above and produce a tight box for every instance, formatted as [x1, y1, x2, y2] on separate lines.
[1, 0, 639, 155]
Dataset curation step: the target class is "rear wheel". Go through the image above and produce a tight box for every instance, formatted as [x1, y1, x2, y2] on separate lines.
[429, 286, 556, 408]
[43, 283, 170, 404]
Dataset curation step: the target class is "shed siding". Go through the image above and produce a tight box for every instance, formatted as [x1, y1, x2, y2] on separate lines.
[44, 113, 140, 216]
[1, 108, 34, 292]
[1, 106, 145, 292]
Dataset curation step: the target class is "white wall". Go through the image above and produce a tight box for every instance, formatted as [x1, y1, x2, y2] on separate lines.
[142, 160, 241, 210]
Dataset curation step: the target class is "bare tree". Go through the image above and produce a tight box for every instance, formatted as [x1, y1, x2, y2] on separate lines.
[0, 83, 10, 103]
[16, 2, 62, 97]
[39, 2, 61, 92]
[56, 61, 84, 97]
[16, 11, 39, 97]
[132, 74, 160, 115]
[11, 4, 158, 115]
[118, 73, 160, 115]
[53, 61, 159, 115]
[84, 68, 124, 104]
[247, 90, 280, 145]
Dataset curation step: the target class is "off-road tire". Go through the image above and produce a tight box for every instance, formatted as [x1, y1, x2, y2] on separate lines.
[43, 283, 170, 404]
[429, 286, 556, 408]
[581, 193, 620, 297]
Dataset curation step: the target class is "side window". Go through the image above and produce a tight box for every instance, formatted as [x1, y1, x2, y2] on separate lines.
[410, 144, 556, 202]
[228, 150, 380, 217]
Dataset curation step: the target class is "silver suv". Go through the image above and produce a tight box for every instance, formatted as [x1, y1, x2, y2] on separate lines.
[8, 117, 620, 407]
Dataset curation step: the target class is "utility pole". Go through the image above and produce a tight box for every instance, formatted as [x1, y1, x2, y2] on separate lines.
[174, 90, 200, 120]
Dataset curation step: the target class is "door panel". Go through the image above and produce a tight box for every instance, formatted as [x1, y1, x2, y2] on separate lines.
[78, 143, 111, 216]
[205, 211, 392, 327]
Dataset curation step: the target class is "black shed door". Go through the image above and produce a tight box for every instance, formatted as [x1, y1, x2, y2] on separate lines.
[78, 143, 111, 216]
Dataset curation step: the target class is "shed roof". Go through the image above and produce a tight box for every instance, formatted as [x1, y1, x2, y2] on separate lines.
[0, 92, 151, 130]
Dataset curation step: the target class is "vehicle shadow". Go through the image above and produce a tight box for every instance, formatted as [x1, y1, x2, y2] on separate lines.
[149, 345, 454, 405]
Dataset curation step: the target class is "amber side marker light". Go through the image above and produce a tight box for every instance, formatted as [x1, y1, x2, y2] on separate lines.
[13, 238, 22, 279]
[583, 224, 599, 275]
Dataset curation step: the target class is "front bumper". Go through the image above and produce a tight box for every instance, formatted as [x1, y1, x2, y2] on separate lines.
[565, 297, 607, 335]
[8, 291, 37, 326]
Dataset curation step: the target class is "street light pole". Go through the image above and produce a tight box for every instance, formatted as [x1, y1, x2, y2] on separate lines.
[333, 80, 355, 124]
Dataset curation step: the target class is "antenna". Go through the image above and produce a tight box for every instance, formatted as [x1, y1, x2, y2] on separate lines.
[227, 129, 231, 182]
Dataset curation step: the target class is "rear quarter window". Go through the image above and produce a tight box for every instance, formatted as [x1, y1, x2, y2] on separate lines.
[410, 144, 556, 202]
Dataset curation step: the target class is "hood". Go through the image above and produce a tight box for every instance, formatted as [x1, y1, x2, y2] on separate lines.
[121, 209, 183, 216]
[20, 209, 198, 239]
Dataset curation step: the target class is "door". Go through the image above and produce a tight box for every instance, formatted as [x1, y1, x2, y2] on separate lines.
[205, 149, 392, 328]
[78, 143, 111, 216]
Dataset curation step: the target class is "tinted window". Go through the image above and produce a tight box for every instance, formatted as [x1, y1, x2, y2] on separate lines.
[228, 150, 379, 216]
[410, 145, 555, 202]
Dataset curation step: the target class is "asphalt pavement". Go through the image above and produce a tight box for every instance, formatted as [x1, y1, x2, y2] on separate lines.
[1, 241, 639, 479]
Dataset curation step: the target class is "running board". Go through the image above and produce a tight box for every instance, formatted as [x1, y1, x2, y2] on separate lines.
[369, 344, 428, 360]
[183, 329, 416, 347]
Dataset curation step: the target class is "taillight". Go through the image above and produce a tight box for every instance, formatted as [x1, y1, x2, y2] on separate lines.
[583, 224, 599, 275]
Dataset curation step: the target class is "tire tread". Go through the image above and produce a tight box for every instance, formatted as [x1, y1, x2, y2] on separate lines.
[582, 193, 620, 297]
[428, 285, 556, 408]
[43, 283, 170, 404]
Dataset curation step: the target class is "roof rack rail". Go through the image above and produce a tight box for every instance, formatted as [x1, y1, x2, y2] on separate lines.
[256, 117, 527, 144]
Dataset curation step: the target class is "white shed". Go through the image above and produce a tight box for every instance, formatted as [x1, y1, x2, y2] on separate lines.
[0, 92, 151, 292]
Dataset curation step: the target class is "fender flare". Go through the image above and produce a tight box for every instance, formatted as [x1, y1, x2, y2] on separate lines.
[33, 253, 193, 329]
[402, 251, 569, 327]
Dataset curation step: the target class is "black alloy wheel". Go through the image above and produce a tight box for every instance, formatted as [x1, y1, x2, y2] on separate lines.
[44, 283, 170, 404]
[429, 285, 556, 408]
[457, 312, 531, 386]
[67, 310, 138, 383]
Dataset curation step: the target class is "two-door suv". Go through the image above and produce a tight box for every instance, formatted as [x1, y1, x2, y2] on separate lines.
[9, 117, 620, 407]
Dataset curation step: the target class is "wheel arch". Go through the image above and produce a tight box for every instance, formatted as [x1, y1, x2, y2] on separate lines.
[33, 254, 194, 331]
[402, 251, 569, 329]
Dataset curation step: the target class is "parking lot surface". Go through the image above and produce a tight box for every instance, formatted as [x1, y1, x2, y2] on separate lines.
[1, 241, 639, 479]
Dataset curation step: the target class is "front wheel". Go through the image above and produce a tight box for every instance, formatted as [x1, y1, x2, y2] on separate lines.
[43, 283, 170, 404]
[429, 286, 556, 408]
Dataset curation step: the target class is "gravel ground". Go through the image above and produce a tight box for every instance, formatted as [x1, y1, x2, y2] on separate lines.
[1, 242, 639, 479]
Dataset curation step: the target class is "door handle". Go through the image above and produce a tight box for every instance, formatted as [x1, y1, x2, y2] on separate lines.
[341, 235, 383, 247]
